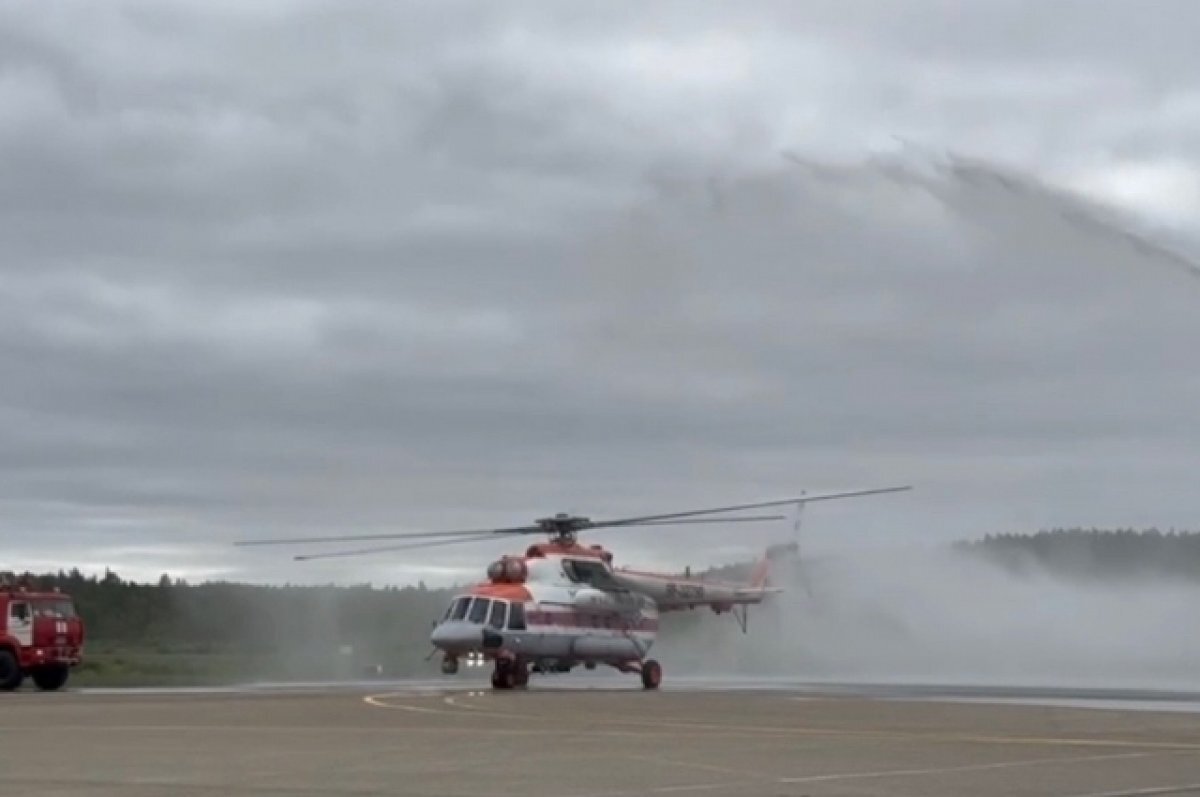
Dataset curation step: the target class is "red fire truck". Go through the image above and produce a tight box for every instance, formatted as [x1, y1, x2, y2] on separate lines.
[0, 581, 85, 691]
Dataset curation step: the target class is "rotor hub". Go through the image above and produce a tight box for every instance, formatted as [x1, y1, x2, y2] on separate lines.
[536, 513, 590, 543]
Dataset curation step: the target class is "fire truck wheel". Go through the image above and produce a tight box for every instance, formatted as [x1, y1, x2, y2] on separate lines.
[0, 649, 23, 691]
[640, 659, 662, 690]
[31, 664, 70, 692]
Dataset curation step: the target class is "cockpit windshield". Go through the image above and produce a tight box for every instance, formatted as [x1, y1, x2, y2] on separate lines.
[467, 597, 491, 624]
[487, 600, 507, 629]
[447, 596, 471, 621]
[443, 595, 513, 626]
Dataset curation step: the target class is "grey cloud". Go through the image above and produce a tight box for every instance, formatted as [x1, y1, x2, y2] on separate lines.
[1, 1, 1199, 585]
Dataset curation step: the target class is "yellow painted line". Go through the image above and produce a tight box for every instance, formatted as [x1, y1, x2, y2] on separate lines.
[362, 693, 443, 714]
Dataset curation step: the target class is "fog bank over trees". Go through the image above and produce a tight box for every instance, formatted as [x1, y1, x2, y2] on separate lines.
[6, 528, 1199, 686]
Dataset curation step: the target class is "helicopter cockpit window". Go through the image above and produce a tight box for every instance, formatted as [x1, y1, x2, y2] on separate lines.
[562, 558, 617, 589]
[468, 597, 491, 624]
[507, 602, 527, 631]
[487, 600, 507, 629]
[449, 596, 471, 621]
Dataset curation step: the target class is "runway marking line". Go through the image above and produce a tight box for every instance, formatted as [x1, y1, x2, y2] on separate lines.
[626, 750, 1170, 786]
[362, 693, 444, 714]
[362, 690, 1200, 752]
[1065, 785, 1200, 797]
[567, 751, 1194, 797]
[778, 750, 1173, 784]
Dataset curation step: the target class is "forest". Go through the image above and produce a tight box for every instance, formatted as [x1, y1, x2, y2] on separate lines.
[5, 528, 1198, 686]
[952, 527, 1200, 581]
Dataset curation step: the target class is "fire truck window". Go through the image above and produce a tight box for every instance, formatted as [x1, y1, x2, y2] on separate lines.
[11, 603, 30, 622]
[488, 600, 507, 629]
[450, 597, 471, 621]
[468, 597, 490, 624]
[507, 602, 527, 631]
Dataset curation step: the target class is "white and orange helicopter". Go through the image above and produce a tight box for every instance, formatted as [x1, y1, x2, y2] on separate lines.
[239, 486, 909, 690]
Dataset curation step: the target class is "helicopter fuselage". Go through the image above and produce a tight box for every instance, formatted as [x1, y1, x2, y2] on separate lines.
[429, 540, 774, 688]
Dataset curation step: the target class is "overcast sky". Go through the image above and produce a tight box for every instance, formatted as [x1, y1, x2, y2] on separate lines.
[2, 1, 1199, 587]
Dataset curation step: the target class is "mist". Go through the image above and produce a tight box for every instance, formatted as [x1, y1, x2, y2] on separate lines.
[658, 545, 1200, 691]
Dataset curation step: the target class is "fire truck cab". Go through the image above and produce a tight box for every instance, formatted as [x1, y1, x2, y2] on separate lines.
[0, 582, 85, 691]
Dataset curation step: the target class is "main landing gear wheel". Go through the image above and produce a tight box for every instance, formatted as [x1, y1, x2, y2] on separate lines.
[640, 659, 662, 690]
[491, 658, 516, 690]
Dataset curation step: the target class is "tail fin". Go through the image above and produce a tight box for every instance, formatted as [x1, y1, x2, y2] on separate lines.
[750, 556, 770, 589]
[750, 540, 800, 589]
[751, 486, 910, 594]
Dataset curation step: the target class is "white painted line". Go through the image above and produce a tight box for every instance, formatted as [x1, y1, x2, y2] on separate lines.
[779, 751, 1166, 785]
[1062, 784, 1200, 797]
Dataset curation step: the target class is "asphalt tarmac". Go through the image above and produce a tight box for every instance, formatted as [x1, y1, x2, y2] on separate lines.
[5, 679, 1200, 796]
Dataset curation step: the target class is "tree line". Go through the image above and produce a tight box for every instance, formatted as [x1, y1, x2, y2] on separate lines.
[952, 527, 1200, 581]
[5, 528, 1198, 684]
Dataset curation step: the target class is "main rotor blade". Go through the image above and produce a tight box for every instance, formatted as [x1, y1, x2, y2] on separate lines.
[290, 515, 789, 561]
[294, 533, 509, 561]
[786, 486, 913, 504]
[234, 525, 541, 547]
[588, 486, 912, 528]
[614, 514, 787, 527]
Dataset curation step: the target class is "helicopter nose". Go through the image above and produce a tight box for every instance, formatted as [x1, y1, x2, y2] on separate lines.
[430, 620, 472, 650]
[431, 620, 500, 652]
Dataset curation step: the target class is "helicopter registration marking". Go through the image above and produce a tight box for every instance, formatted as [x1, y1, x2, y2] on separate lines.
[665, 583, 705, 599]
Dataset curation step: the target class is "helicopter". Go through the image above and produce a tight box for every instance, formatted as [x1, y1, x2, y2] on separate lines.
[236, 485, 910, 690]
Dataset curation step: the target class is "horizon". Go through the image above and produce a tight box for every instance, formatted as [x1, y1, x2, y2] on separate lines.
[10, 525, 1198, 590]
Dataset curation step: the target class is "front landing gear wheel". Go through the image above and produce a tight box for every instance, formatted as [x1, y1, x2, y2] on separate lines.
[512, 661, 529, 688]
[640, 659, 662, 690]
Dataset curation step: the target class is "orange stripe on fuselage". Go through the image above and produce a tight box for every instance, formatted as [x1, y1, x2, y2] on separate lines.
[465, 583, 533, 601]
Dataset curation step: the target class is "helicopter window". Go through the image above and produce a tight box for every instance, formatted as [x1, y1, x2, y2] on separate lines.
[487, 600, 507, 629]
[468, 597, 491, 624]
[449, 597, 471, 621]
[508, 602, 527, 631]
[561, 558, 616, 588]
